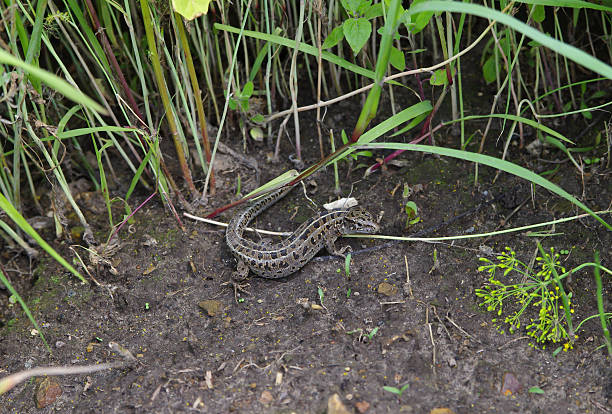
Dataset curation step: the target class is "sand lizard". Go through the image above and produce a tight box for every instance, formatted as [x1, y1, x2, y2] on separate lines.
[226, 186, 379, 279]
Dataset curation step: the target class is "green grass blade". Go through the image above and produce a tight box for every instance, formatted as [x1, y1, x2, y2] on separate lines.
[0, 49, 106, 113]
[515, 0, 612, 12]
[0, 193, 87, 283]
[407, 1, 612, 79]
[215, 23, 401, 84]
[447, 114, 575, 144]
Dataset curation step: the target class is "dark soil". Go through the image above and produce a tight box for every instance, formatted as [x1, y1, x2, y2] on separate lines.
[1, 89, 611, 413]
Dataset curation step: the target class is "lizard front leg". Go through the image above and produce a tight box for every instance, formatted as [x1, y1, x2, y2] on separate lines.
[223, 260, 251, 301]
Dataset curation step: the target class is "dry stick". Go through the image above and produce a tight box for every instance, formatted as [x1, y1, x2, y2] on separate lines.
[0, 362, 124, 395]
[288, 0, 307, 161]
[490, 27, 523, 146]
[426, 306, 437, 377]
[274, 114, 292, 160]
[404, 255, 413, 298]
[445, 313, 481, 343]
[315, 0, 325, 159]
[266, 17, 497, 124]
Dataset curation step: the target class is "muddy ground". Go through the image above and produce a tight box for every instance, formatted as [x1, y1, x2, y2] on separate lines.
[1, 83, 611, 413]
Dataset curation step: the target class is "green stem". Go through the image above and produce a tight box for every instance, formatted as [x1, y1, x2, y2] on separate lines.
[593, 251, 612, 356]
[352, 0, 401, 141]
[140, 0, 197, 196]
[536, 242, 574, 339]
[175, 13, 215, 194]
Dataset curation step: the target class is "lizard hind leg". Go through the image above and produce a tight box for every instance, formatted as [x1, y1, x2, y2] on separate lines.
[325, 237, 352, 259]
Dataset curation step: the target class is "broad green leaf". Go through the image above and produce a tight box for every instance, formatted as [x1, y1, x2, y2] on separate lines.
[430, 68, 448, 86]
[406, 0, 434, 35]
[343, 18, 372, 55]
[242, 81, 254, 98]
[389, 46, 406, 71]
[342, 0, 362, 15]
[357, 0, 374, 15]
[172, 0, 212, 20]
[322, 26, 345, 49]
[532, 4, 546, 22]
[482, 56, 496, 84]
[364, 2, 383, 19]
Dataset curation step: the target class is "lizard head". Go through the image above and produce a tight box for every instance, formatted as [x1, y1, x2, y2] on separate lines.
[341, 207, 379, 234]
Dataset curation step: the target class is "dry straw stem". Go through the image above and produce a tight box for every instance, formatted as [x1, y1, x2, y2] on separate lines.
[0, 362, 123, 395]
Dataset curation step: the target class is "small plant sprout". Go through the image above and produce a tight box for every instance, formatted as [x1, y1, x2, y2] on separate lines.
[347, 326, 379, 342]
[344, 253, 352, 277]
[318, 286, 325, 306]
[383, 383, 410, 398]
[404, 201, 420, 227]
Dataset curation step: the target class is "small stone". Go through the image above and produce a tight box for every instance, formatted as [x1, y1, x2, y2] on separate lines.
[259, 390, 274, 404]
[501, 372, 522, 396]
[355, 400, 370, 413]
[430, 409, 455, 414]
[328, 394, 352, 414]
[198, 300, 223, 317]
[377, 282, 398, 296]
[35, 377, 62, 408]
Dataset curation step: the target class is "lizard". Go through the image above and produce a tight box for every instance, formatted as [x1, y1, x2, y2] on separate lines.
[225, 185, 379, 282]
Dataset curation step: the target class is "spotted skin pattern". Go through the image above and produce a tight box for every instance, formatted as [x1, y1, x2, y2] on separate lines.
[226, 186, 379, 279]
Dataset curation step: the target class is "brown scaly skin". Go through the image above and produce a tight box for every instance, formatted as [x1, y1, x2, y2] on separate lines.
[226, 186, 379, 280]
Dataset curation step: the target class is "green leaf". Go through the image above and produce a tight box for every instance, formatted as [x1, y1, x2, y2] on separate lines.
[405, 201, 418, 217]
[383, 386, 400, 395]
[322, 26, 345, 49]
[172, 0, 212, 20]
[529, 386, 545, 394]
[430, 68, 448, 86]
[242, 81, 254, 98]
[341, 129, 349, 145]
[515, 0, 612, 12]
[406, 0, 434, 35]
[532, 4, 546, 23]
[228, 98, 237, 111]
[389, 46, 406, 71]
[342, 0, 362, 14]
[482, 56, 497, 84]
[364, 2, 383, 19]
[390, 112, 428, 137]
[251, 114, 265, 123]
[345, 253, 352, 276]
[343, 18, 372, 55]
[357, 0, 374, 15]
